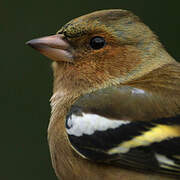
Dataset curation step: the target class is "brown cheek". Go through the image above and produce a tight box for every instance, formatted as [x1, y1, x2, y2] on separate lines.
[75, 45, 142, 78]
[108, 45, 142, 76]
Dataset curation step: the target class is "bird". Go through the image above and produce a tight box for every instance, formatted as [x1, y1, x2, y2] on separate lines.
[26, 9, 180, 180]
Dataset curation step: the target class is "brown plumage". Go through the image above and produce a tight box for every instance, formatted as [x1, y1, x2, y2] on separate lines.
[27, 9, 180, 180]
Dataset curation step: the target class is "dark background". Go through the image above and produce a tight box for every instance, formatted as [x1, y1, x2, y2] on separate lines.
[2, 0, 180, 179]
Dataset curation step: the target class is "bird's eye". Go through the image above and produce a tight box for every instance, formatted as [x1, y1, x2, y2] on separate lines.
[90, 36, 106, 50]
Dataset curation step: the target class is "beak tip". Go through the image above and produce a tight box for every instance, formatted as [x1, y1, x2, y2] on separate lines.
[25, 41, 30, 45]
[26, 40, 33, 46]
[26, 40, 37, 49]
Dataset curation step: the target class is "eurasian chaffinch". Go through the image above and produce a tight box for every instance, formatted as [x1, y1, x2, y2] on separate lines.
[27, 9, 180, 180]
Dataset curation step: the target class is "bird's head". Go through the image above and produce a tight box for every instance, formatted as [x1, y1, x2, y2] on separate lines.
[27, 9, 173, 95]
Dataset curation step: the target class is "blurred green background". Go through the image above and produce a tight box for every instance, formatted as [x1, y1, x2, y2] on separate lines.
[1, 0, 180, 179]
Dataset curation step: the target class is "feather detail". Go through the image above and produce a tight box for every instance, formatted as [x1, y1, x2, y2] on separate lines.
[66, 106, 180, 177]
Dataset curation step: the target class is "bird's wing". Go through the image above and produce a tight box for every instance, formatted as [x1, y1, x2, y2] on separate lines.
[66, 109, 180, 176]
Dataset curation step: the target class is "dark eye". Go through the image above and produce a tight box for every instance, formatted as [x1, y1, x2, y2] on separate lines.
[90, 36, 106, 50]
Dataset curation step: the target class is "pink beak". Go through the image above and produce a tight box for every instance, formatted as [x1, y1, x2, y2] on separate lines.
[26, 34, 73, 62]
